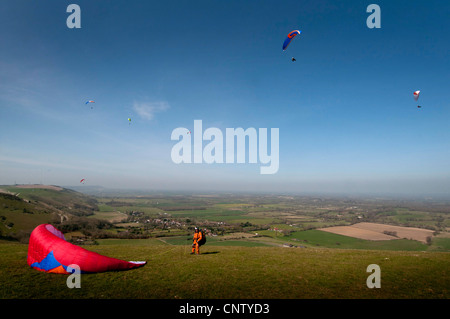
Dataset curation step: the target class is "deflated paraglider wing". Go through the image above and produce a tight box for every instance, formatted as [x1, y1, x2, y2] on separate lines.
[27, 224, 146, 274]
[282, 30, 301, 51]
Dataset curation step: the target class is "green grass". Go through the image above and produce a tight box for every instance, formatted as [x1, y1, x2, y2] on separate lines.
[143, 235, 272, 247]
[95, 238, 167, 246]
[430, 237, 450, 251]
[286, 230, 429, 251]
[207, 240, 270, 247]
[0, 194, 53, 235]
[90, 210, 126, 222]
[1, 240, 449, 299]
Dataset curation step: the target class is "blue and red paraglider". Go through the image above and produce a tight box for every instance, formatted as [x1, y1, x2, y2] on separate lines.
[28, 224, 146, 274]
[85, 100, 95, 109]
[282, 30, 301, 51]
[283, 30, 301, 62]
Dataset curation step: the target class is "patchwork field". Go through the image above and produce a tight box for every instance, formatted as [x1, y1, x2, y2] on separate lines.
[319, 222, 435, 243]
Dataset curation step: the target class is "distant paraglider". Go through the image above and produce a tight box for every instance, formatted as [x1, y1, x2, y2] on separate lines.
[128, 118, 131, 125]
[85, 100, 95, 109]
[282, 30, 301, 51]
[80, 178, 85, 184]
[413, 90, 421, 108]
[283, 30, 301, 62]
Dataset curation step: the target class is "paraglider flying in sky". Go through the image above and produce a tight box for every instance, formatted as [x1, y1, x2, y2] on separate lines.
[85, 100, 95, 109]
[128, 118, 131, 125]
[282, 30, 301, 51]
[283, 30, 301, 61]
[80, 178, 85, 184]
[413, 90, 421, 108]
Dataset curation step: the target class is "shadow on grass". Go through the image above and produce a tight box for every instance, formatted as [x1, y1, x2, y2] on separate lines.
[200, 251, 220, 255]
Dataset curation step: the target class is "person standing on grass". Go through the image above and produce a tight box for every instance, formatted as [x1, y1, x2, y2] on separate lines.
[191, 227, 202, 255]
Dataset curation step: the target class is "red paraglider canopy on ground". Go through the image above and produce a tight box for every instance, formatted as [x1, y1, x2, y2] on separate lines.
[27, 224, 146, 274]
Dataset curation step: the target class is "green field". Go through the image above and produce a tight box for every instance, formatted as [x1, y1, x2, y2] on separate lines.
[1, 186, 450, 301]
[287, 230, 430, 251]
[1, 240, 449, 299]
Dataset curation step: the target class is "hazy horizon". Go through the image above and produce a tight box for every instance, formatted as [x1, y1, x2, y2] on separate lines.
[3, 183, 450, 201]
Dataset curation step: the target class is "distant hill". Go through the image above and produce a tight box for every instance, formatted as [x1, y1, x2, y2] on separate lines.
[0, 185, 99, 238]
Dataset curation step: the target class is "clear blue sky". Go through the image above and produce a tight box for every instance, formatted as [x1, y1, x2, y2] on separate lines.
[1, 0, 449, 196]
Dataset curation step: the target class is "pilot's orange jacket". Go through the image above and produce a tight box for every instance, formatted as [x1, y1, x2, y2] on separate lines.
[192, 231, 202, 254]
[193, 231, 202, 243]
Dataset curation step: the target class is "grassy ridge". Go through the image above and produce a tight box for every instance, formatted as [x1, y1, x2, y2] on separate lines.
[1, 241, 448, 299]
[0, 186, 98, 236]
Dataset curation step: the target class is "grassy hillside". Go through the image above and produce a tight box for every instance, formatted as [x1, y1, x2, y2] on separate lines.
[0, 240, 448, 299]
[0, 185, 98, 237]
[1, 186, 449, 302]
[0, 192, 52, 236]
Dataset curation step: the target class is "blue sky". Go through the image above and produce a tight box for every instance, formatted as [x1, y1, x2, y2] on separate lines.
[0, 0, 449, 196]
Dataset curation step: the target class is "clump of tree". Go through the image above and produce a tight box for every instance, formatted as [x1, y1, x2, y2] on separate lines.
[22, 208, 34, 214]
[9, 230, 32, 244]
[57, 216, 112, 234]
[383, 231, 398, 237]
[240, 221, 253, 228]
